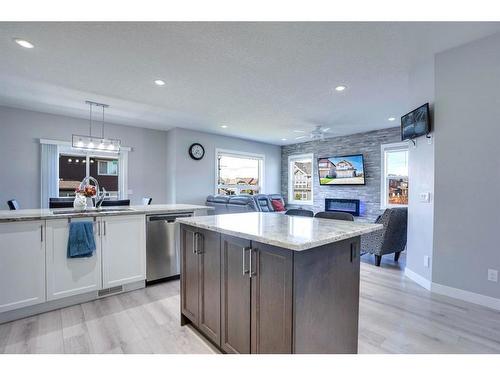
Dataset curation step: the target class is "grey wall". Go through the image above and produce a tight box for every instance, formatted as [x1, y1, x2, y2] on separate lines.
[433, 32, 500, 299]
[165, 127, 281, 205]
[281, 127, 401, 221]
[405, 60, 436, 281]
[0, 106, 168, 209]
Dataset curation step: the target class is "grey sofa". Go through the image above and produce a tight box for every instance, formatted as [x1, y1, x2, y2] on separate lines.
[361, 207, 408, 266]
[206, 194, 285, 215]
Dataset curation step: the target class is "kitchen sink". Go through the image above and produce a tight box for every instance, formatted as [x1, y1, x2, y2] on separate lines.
[52, 208, 136, 215]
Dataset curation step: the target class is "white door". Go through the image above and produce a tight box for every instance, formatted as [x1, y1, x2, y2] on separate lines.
[0, 221, 46, 313]
[102, 215, 146, 288]
[45, 218, 102, 301]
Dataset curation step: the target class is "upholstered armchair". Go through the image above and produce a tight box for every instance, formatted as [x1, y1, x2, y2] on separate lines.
[361, 207, 408, 266]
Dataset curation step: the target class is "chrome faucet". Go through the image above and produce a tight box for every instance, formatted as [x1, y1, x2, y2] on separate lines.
[79, 176, 106, 209]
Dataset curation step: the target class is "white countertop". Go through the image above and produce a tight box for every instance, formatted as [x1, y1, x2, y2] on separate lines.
[0, 204, 212, 222]
[177, 212, 383, 251]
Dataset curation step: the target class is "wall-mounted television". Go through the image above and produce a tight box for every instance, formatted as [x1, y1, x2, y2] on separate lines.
[401, 103, 431, 141]
[318, 154, 365, 185]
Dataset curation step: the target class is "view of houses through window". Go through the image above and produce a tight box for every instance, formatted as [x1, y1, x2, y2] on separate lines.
[382, 144, 409, 207]
[288, 154, 313, 204]
[216, 151, 263, 195]
[58, 153, 119, 198]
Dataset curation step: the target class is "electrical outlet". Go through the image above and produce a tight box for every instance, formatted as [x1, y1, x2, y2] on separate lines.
[424, 255, 430, 268]
[488, 269, 498, 282]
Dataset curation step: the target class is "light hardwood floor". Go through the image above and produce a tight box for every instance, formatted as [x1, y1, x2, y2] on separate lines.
[1, 253, 500, 354]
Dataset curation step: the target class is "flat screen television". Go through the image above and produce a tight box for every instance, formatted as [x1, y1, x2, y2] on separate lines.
[401, 103, 431, 141]
[318, 154, 365, 185]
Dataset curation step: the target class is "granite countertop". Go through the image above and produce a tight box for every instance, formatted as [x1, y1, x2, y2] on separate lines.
[0, 204, 212, 222]
[177, 212, 383, 251]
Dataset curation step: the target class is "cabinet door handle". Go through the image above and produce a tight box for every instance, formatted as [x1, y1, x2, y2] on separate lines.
[40, 224, 43, 242]
[196, 233, 204, 254]
[192, 232, 197, 254]
[103, 221, 107, 236]
[350, 242, 357, 262]
[249, 248, 257, 278]
[97, 221, 101, 236]
[242, 247, 250, 275]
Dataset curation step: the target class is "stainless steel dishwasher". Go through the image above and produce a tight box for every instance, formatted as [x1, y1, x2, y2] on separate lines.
[146, 212, 193, 283]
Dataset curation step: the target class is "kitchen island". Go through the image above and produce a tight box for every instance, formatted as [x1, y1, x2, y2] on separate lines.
[177, 212, 382, 354]
[0, 204, 211, 323]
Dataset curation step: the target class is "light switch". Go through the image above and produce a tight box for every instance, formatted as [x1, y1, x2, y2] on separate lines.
[488, 269, 498, 282]
[424, 255, 430, 268]
[419, 192, 431, 203]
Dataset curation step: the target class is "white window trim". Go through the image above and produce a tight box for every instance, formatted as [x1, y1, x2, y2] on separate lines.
[41, 139, 130, 200]
[215, 148, 265, 195]
[380, 142, 409, 209]
[288, 153, 314, 206]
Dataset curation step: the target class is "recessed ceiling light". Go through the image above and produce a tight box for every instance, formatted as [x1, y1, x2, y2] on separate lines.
[13, 38, 34, 49]
[334, 85, 347, 92]
[281, 138, 287, 141]
[220, 125, 228, 129]
[388, 117, 396, 122]
[154, 79, 166, 86]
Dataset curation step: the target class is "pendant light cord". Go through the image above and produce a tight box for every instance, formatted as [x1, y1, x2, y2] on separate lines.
[101, 105, 105, 139]
[89, 103, 93, 137]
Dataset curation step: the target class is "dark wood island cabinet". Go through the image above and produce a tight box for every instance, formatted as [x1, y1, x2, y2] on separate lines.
[178, 213, 382, 354]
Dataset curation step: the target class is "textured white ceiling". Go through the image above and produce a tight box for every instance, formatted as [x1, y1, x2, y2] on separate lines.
[0, 22, 499, 144]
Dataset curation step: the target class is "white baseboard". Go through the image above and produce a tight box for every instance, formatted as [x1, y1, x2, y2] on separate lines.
[431, 282, 500, 311]
[404, 267, 432, 290]
[404, 267, 500, 311]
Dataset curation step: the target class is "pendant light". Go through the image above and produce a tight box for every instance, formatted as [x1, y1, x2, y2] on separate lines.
[72, 101, 121, 152]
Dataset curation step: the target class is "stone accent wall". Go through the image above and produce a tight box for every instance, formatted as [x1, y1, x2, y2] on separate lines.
[281, 127, 401, 222]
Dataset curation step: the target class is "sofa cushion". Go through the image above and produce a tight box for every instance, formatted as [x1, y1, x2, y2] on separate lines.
[229, 196, 257, 212]
[271, 199, 286, 212]
[207, 195, 230, 203]
[228, 196, 254, 205]
[253, 194, 274, 212]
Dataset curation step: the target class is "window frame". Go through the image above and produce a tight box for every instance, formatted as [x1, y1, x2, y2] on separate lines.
[380, 142, 409, 209]
[288, 153, 314, 206]
[215, 148, 265, 196]
[57, 143, 126, 199]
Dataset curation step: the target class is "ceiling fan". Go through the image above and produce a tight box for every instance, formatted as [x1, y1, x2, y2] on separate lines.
[294, 125, 333, 141]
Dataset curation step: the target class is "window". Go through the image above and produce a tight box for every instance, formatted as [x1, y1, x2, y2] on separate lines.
[58, 153, 87, 197]
[98, 159, 118, 176]
[41, 139, 129, 207]
[288, 153, 313, 205]
[58, 148, 120, 199]
[381, 143, 409, 208]
[216, 149, 264, 196]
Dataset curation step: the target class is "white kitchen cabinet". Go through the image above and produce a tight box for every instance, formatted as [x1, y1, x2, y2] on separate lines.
[45, 218, 102, 301]
[101, 215, 146, 288]
[0, 221, 46, 313]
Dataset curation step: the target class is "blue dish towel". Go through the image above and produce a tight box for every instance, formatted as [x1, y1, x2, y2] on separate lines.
[67, 221, 96, 258]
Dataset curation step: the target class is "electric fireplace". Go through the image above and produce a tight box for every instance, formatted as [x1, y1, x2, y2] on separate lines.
[325, 198, 360, 217]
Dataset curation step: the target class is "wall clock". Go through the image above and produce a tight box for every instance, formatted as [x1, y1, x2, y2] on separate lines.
[188, 143, 205, 160]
